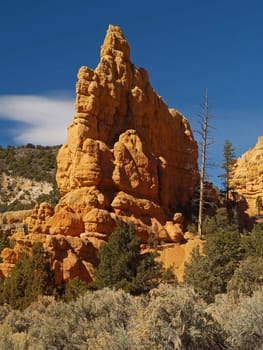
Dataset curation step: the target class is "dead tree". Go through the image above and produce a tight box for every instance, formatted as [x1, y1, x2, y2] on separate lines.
[197, 88, 213, 239]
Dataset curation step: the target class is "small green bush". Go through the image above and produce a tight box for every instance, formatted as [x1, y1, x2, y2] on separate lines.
[0, 285, 229, 350]
[184, 229, 244, 302]
[130, 284, 228, 349]
[0, 242, 55, 310]
[210, 288, 263, 350]
[241, 224, 263, 258]
[63, 277, 88, 302]
[227, 256, 263, 297]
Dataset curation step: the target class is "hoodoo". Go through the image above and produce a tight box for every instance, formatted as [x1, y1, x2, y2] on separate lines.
[53, 24, 199, 241]
[0, 25, 199, 283]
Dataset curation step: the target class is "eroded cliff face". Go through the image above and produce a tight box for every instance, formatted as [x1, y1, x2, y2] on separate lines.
[230, 136, 263, 216]
[53, 24, 198, 241]
[0, 25, 199, 284]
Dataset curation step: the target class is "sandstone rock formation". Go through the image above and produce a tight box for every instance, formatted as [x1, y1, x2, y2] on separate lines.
[230, 136, 263, 217]
[0, 25, 199, 284]
[0, 231, 97, 284]
[53, 24, 198, 243]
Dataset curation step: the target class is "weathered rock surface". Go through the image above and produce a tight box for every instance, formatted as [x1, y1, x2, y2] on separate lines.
[24, 202, 54, 234]
[0, 25, 199, 284]
[230, 136, 263, 216]
[53, 24, 198, 243]
[45, 234, 98, 284]
[0, 231, 47, 278]
[0, 232, 97, 284]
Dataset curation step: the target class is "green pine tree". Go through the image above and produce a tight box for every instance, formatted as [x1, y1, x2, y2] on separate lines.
[219, 140, 236, 201]
[0, 242, 54, 310]
[184, 228, 244, 303]
[93, 220, 175, 295]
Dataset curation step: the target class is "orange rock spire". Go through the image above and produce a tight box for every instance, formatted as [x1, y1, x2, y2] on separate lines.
[47, 24, 199, 243]
[0, 25, 199, 284]
[56, 24, 198, 216]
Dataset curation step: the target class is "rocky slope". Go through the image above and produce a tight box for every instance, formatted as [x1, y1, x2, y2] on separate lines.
[0, 25, 199, 283]
[0, 173, 53, 206]
[230, 136, 263, 217]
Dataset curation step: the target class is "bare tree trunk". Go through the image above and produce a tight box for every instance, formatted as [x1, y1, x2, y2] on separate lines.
[198, 88, 209, 239]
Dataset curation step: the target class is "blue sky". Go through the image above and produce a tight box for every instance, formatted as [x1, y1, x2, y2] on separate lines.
[1, 0, 263, 186]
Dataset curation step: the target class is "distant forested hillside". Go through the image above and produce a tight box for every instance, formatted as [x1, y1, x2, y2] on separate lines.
[0, 144, 60, 212]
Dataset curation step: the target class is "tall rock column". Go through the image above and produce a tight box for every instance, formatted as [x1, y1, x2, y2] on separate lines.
[39, 24, 199, 243]
[0, 24, 200, 286]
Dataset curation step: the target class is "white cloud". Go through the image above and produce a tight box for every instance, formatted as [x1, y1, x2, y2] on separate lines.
[0, 94, 75, 145]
